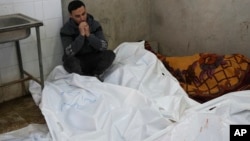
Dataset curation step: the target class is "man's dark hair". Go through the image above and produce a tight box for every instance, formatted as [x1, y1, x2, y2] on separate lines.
[68, 0, 85, 13]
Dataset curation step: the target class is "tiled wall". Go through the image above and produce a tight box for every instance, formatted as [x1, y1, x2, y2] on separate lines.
[0, 0, 63, 102]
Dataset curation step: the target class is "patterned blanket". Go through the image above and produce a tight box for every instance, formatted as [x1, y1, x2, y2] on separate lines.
[145, 41, 250, 103]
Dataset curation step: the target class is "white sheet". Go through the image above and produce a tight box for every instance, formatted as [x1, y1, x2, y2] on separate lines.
[2, 41, 249, 141]
[103, 41, 198, 120]
[38, 41, 197, 141]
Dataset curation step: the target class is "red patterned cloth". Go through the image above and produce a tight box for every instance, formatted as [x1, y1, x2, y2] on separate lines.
[145, 41, 250, 103]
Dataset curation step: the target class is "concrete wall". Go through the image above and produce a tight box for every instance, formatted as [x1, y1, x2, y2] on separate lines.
[61, 0, 151, 50]
[151, 0, 250, 57]
[62, 0, 250, 57]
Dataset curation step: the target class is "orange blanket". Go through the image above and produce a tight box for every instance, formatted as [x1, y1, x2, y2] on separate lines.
[145, 41, 250, 103]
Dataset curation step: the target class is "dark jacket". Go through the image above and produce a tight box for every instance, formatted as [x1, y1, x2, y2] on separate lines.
[60, 14, 108, 60]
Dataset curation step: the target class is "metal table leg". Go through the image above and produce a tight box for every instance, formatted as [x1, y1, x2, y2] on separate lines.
[35, 27, 44, 88]
[15, 41, 26, 94]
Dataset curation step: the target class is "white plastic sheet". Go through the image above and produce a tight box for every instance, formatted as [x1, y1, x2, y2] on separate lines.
[2, 41, 249, 141]
[153, 90, 250, 141]
[41, 70, 171, 141]
[103, 41, 198, 120]
[38, 41, 197, 141]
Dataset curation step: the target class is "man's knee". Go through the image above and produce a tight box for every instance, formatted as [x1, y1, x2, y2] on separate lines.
[103, 50, 115, 62]
[63, 56, 82, 74]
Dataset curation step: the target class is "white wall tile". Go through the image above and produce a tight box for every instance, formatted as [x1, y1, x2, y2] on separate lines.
[0, 46, 18, 69]
[34, 1, 44, 21]
[23, 60, 40, 78]
[0, 65, 20, 83]
[0, 4, 14, 16]
[0, 0, 13, 5]
[20, 41, 39, 63]
[0, 42, 14, 49]
[43, 0, 62, 20]
[42, 37, 63, 58]
[43, 54, 62, 76]
[12, 0, 35, 3]
[44, 18, 63, 38]
[13, 2, 35, 17]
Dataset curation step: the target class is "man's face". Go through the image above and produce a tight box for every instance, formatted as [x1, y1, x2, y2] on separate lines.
[70, 6, 87, 24]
